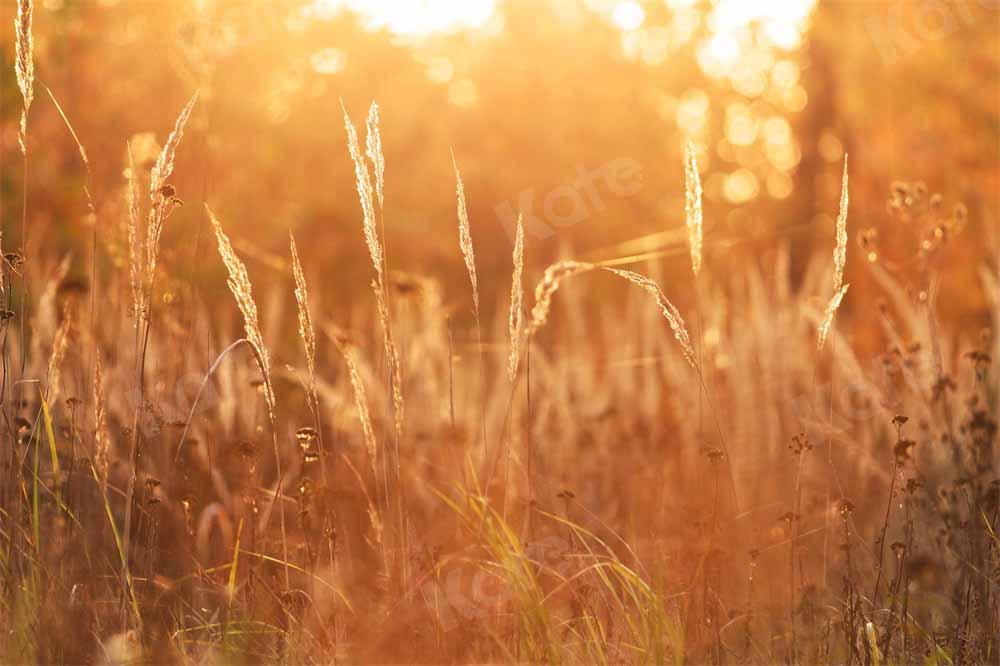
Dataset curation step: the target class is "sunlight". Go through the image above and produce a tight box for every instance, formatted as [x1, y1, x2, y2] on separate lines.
[611, 1, 645, 32]
[695, 0, 816, 100]
[309, 0, 496, 36]
[10, 0, 995, 661]
[704, 0, 817, 65]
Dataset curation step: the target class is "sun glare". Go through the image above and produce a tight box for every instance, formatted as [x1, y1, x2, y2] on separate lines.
[309, 0, 496, 36]
[702, 0, 818, 69]
[611, 1, 645, 32]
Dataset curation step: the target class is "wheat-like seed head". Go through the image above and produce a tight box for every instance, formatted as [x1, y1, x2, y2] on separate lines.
[605, 268, 698, 370]
[206, 205, 276, 424]
[684, 140, 703, 277]
[149, 92, 198, 198]
[14, 0, 34, 155]
[93, 353, 109, 491]
[817, 283, 850, 352]
[342, 102, 382, 283]
[833, 155, 849, 293]
[125, 144, 145, 324]
[289, 232, 317, 398]
[146, 93, 198, 279]
[365, 102, 385, 210]
[452, 157, 481, 316]
[508, 214, 525, 381]
[526, 260, 595, 338]
[331, 328, 379, 471]
[344, 103, 404, 438]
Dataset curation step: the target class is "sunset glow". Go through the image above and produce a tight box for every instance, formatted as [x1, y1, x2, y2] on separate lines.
[5, 0, 994, 662]
[309, 0, 496, 36]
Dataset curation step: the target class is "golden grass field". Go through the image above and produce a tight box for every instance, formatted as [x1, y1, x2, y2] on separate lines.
[1, 0, 998, 663]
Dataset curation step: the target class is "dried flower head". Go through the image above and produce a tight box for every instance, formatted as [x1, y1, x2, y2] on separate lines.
[778, 511, 799, 524]
[296, 427, 319, 450]
[789, 432, 812, 455]
[704, 447, 725, 463]
[238, 440, 258, 461]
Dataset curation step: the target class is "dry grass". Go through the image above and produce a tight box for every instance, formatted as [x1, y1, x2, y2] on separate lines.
[818, 283, 851, 353]
[0, 23, 996, 666]
[289, 231, 317, 405]
[13, 0, 33, 156]
[43, 306, 71, 404]
[93, 353, 109, 490]
[330, 326, 385, 547]
[819, 156, 851, 352]
[343, 102, 404, 445]
[145, 93, 198, 286]
[365, 103, 386, 211]
[526, 260, 595, 338]
[508, 214, 525, 381]
[684, 140, 703, 278]
[604, 267, 697, 369]
[833, 155, 849, 294]
[454, 156, 481, 318]
[207, 206, 275, 423]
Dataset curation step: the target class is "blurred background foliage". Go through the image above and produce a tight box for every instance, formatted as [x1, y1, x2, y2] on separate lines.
[1, 0, 997, 330]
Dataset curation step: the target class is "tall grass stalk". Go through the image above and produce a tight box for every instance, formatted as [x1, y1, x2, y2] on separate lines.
[819, 156, 850, 599]
[121, 93, 198, 628]
[343, 103, 409, 586]
[12, 0, 35, 374]
[207, 207, 288, 587]
[289, 232, 326, 481]
[452, 156, 490, 475]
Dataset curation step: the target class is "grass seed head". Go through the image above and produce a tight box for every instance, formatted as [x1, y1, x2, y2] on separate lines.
[526, 260, 594, 338]
[453, 156, 480, 316]
[206, 205, 276, 424]
[684, 140, 703, 277]
[508, 214, 525, 381]
[14, 0, 34, 155]
[833, 155, 849, 293]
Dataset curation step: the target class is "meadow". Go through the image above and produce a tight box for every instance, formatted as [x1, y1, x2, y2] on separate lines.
[1, 0, 998, 663]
